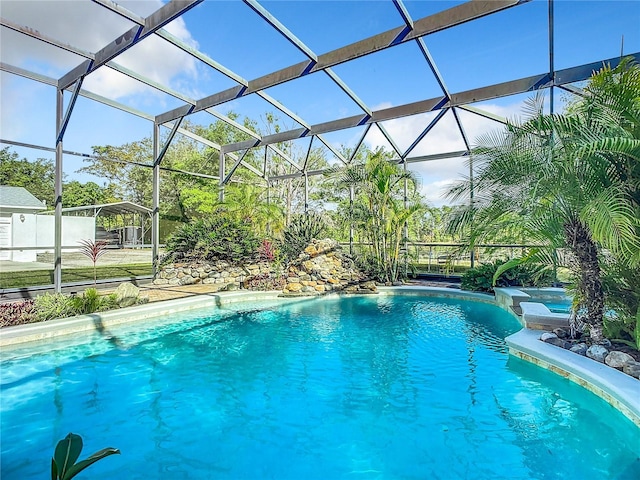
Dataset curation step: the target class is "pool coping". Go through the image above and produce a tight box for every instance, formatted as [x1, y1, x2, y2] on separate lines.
[506, 328, 640, 427]
[2, 285, 638, 428]
[0, 290, 288, 348]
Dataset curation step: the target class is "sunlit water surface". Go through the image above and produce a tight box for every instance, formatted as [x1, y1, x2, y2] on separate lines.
[1, 295, 639, 479]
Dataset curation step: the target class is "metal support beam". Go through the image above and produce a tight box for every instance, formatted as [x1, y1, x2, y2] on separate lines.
[221, 52, 638, 154]
[54, 88, 64, 292]
[349, 124, 373, 163]
[59, 0, 203, 90]
[156, 108, 193, 166]
[152, 123, 161, 276]
[156, 0, 526, 124]
[302, 137, 314, 171]
[548, 0, 555, 114]
[219, 150, 226, 202]
[57, 71, 89, 143]
[349, 185, 354, 255]
[222, 149, 252, 185]
[304, 173, 309, 213]
[451, 107, 471, 151]
[403, 109, 448, 158]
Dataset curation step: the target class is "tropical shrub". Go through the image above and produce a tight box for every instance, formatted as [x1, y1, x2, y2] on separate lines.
[601, 261, 640, 349]
[51, 432, 119, 480]
[461, 260, 554, 293]
[165, 215, 261, 263]
[281, 212, 327, 261]
[70, 288, 103, 315]
[0, 300, 36, 327]
[0, 289, 131, 327]
[447, 59, 640, 341]
[34, 293, 77, 322]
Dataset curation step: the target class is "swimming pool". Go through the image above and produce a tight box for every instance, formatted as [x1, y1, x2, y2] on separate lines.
[1, 294, 638, 479]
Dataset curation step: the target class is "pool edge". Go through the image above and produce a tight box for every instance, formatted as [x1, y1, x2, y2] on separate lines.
[0, 290, 289, 348]
[506, 328, 640, 427]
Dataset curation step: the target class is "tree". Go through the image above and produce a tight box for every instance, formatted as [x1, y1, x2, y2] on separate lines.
[62, 180, 112, 207]
[0, 147, 55, 206]
[447, 59, 640, 343]
[330, 149, 426, 282]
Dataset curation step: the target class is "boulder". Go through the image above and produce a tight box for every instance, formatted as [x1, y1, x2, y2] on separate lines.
[569, 343, 588, 356]
[586, 345, 608, 363]
[553, 328, 569, 339]
[604, 351, 635, 369]
[622, 361, 640, 379]
[546, 337, 572, 349]
[540, 332, 558, 342]
[114, 282, 140, 307]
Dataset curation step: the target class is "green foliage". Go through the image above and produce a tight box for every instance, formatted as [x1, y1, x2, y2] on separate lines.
[99, 293, 120, 312]
[70, 288, 102, 315]
[281, 212, 327, 260]
[601, 260, 640, 349]
[447, 59, 640, 341]
[32, 289, 113, 323]
[329, 149, 426, 282]
[62, 181, 112, 208]
[34, 293, 77, 322]
[0, 147, 55, 206]
[165, 215, 261, 263]
[51, 433, 119, 480]
[461, 260, 554, 293]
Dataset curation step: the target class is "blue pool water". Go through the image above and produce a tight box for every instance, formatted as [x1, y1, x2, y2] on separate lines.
[1, 295, 639, 479]
[543, 301, 572, 314]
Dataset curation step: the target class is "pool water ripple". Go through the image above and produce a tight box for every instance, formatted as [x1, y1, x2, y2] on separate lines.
[1, 295, 639, 479]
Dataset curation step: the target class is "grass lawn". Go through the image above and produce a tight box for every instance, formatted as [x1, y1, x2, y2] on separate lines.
[1, 264, 153, 289]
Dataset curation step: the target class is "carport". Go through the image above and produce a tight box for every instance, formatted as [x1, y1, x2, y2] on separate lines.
[51, 201, 152, 248]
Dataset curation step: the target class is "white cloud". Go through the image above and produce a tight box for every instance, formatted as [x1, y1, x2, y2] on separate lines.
[1, 0, 200, 100]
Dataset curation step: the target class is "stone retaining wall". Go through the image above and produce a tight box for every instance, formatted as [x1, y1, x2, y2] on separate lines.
[282, 239, 375, 295]
[154, 260, 274, 292]
[154, 239, 376, 296]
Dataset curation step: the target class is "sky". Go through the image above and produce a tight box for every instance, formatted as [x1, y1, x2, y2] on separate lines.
[1, 0, 639, 206]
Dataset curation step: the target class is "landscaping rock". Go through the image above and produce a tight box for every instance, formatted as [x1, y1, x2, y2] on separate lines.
[546, 337, 572, 349]
[622, 361, 640, 379]
[586, 345, 608, 363]
[553, 328, 569, 339]
[114, 282, 140, 307]
[281, 239, 370, 296]
[569, 343, 588, 356]
[605, 351, 635, 369]
[540, 332, 558, 342]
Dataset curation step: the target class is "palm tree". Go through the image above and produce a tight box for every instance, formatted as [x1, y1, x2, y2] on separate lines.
[331, 149, 425, 283]
[448, 59, 640, 343]
[215, 183, 284, 237]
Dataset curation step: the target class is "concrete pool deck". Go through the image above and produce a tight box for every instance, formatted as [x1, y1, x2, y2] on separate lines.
[1, 285, 638, 427]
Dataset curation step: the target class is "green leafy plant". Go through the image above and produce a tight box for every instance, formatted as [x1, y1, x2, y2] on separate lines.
[34, 293, 77, 322]
[70, 288, 103, 315]
[78, 239, 108, 285]
[51, 432, 119, 480]
[461, 260, 553, 293]
[165, 215, 260, 263]
[281, 212, 327, 261]
[329, 150, 425, 282]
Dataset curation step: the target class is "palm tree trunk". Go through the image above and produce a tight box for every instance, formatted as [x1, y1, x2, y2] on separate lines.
[564, 219, 605, 342]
